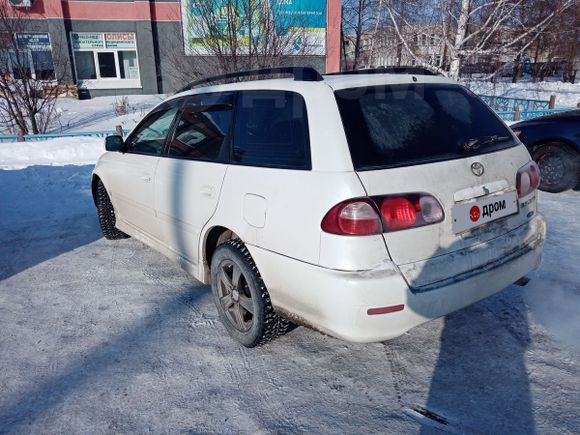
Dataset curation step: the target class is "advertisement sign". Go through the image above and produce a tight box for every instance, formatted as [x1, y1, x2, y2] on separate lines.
[71, 33, 105, 50]
[71, 33, 137, 50]
[104, 33, 137, 49]
[182, 0, 326, 56]
[16, 33, 52, 51]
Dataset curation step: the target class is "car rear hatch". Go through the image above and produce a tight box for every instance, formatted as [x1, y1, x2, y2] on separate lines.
[335, 82, 536, 289]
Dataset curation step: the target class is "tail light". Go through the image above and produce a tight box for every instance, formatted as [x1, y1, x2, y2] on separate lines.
[321, 193, 444, 236]
[321, 199, 382, 235]
[378, 194, 444, 232]
[516, 161, 540, 198]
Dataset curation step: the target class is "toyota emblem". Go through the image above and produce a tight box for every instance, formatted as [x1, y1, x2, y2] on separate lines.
[471, 162, 485, 176]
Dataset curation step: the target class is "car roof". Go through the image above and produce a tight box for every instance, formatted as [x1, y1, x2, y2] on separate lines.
[512, 109, 580, 127]
[322, 73, 456, 90]
[169, 72, 457, 100]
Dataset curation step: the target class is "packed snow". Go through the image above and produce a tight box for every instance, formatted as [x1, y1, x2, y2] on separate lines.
[0, 134, 578, 432]
[0, 137, 104, 170]
[53, 94, 165, 133]
[0, 94, 164, 136]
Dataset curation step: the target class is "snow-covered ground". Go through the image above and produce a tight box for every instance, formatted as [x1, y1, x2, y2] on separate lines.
[463, 79, 580, 108]
[0, 94, 164, 136]
[52, 94, 165, 134]
[0, 143, 578, 432]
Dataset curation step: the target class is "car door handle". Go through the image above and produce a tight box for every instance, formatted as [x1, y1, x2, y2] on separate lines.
[141, 176, 152, 183]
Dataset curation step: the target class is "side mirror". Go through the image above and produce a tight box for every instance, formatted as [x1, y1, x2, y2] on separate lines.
[105, 135, 125, 152]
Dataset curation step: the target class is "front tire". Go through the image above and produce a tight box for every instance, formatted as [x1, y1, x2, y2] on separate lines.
[210, 239, 291, 347]
[532, 143, 579, 193]
[96, 181, 129, 240]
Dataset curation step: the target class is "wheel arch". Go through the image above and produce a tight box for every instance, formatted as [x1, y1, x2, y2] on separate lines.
[529, 137, 579, 156]
[201, 225, 240, 283]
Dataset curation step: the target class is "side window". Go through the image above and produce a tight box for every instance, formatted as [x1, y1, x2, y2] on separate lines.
[168, 93, 234, 161]
[233, 91, 311, 170]
[126, 106, 179, 155]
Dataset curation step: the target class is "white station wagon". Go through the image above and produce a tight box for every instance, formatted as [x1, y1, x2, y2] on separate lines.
[93, 67, 546, 347]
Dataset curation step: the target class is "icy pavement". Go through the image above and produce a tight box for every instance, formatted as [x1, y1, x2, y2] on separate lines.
[0, 165, 578, 433]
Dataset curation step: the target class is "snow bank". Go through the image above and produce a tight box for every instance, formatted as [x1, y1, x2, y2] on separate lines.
[463, 80, 580, 108]
[0, 136, 105, 170]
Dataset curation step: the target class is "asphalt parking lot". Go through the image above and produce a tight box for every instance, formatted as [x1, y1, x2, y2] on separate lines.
[0, 165, 578, 434]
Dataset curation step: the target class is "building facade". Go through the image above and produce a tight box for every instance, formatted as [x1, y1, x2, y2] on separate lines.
[1, 0, 341, 97]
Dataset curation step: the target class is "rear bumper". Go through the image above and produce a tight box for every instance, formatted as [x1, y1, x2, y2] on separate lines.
[249, 214, 546, 343]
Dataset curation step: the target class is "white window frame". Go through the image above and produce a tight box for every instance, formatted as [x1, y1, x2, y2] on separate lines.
[70, 32, 142, 90]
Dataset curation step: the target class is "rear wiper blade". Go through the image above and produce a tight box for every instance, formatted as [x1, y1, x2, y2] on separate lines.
[462, 135, 510, 151]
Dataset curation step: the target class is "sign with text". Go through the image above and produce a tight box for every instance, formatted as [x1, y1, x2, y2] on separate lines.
[104, 33, 137, 49]
[71, 33, 137, 50]
[16, 33, 52, 51]
[71, 33, 104, 50]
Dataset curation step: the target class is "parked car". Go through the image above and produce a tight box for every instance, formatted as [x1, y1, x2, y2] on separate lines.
[511, 110, 580, 193]
[92, 67, 546, 347]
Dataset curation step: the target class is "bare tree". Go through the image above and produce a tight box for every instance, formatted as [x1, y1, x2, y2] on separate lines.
[342, 0, 378, 70]
[0, 1, 67, 135]
[381, 0, 575, 79]
[525, 0, 579, 83]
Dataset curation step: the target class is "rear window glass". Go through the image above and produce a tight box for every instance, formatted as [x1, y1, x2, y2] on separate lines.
[232, 91, 311, 170]
[335, 84, 516, 170]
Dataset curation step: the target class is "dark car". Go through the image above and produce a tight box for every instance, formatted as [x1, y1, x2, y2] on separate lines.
[511, 110, 580, 193]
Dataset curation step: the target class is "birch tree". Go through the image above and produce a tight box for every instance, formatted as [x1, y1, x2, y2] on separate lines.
[381, 0, 575, 79]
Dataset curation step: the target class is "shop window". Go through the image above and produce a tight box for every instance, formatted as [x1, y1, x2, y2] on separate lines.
[97, 52, 116, 78]
[119, 51, 138, 79]
[31, 50, 55, 80]
[9, 51, 31, 80]
[74, 51, 96, 80]
[71, 32, 140, 86]
[9, 33, 56, 81]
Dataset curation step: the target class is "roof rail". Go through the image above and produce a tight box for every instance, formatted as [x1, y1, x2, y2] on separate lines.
[177, 67, 323, 93]
[325, 66, 440, 76]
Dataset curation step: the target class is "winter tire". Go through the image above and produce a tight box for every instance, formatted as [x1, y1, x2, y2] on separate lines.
[210, 239, 292, 347]
[532, 143, 579, 193]
[96, 180, 129, 240]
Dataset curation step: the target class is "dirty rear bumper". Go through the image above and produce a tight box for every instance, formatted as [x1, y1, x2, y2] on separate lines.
[399, 214, 546, 293]
[248, 214, 546, 343]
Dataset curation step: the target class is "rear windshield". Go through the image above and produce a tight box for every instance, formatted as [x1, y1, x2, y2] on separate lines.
[335, 84, 516, 170]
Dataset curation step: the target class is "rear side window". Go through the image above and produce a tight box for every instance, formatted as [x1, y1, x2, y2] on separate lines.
[168, 93, 234, 161]
[335, 84, 516, 170]
[232, 91, 311, 170]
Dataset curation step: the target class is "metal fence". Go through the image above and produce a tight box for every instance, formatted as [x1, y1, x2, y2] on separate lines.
[478, 95, 551, 111]
[0, 130, 119, 143]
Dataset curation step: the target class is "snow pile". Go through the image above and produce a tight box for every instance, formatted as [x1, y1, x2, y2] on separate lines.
[463, 80, 580, 108]
[0, 137, 105, 170]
